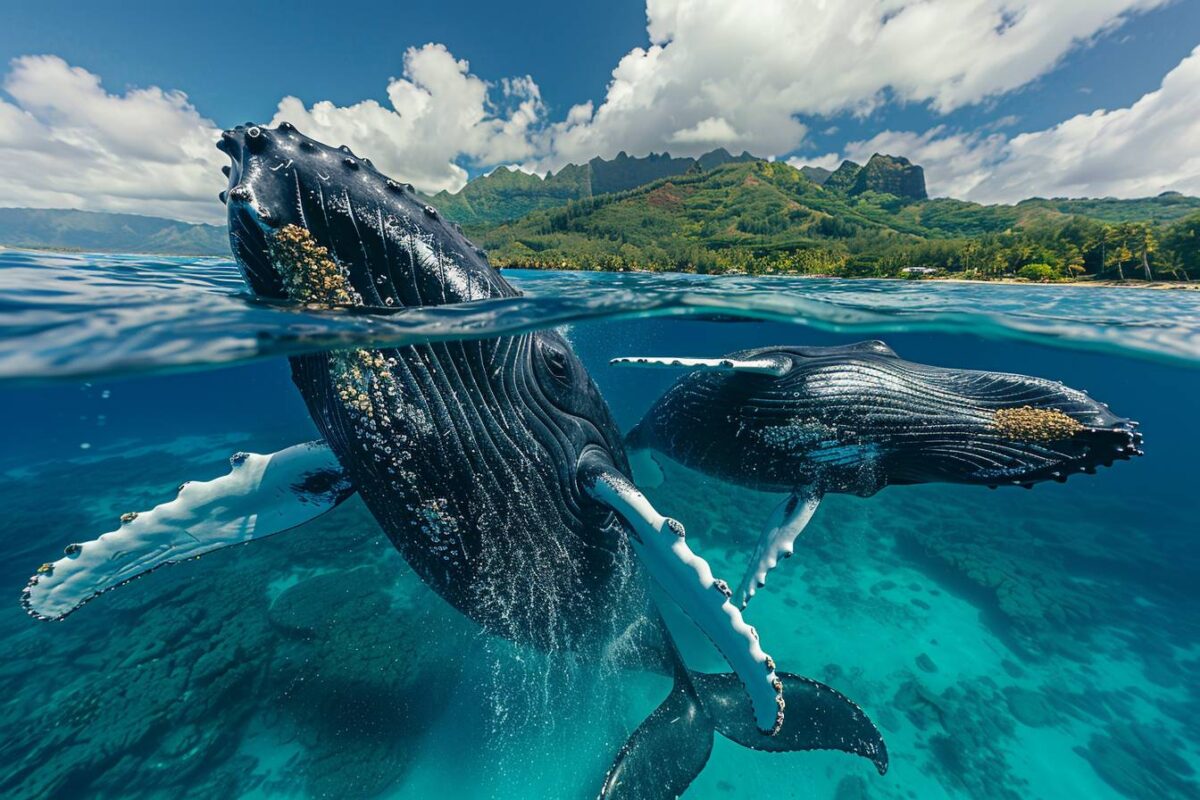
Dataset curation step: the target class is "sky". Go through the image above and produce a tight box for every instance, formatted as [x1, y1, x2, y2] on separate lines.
[1, 0, 1198, 223]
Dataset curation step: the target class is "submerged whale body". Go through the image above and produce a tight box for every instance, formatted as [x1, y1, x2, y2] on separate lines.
[24, 125, 888, 797]
[617, 342, 1143, 606]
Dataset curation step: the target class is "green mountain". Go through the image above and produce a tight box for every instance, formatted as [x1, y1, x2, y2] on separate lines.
[6, 154, 1198, 282]
[425, 147, 758, 226]
[474, 159, 1200, 280]
[798, 165, 832, 185]
[851, 154, 927, 200]
[816, 154, 927, 199]
[0, 208, 227, 255]
[823, 160, 862, 192]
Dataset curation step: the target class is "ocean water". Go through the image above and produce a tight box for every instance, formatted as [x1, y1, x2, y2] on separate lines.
[0, 249, 1198, 799]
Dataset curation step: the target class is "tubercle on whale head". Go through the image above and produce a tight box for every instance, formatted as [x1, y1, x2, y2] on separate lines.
[217, 122, 509, 308]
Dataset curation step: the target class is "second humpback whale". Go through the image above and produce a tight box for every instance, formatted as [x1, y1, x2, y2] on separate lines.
[615, 342, 1143, 607]
[23, 126, 886, 797]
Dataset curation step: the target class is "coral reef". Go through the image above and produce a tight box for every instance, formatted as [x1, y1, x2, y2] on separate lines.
[894, 677, 1025, 800]
[1075, 723, 1198, 799]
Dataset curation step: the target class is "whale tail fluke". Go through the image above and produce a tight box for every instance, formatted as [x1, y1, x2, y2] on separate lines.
[598, 676, 714, 799]
[692, 671, 888, 772]
[599, 670, 887, 799]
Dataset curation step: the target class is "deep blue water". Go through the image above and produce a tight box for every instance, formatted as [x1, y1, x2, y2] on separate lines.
[1, 251, 1198, 799]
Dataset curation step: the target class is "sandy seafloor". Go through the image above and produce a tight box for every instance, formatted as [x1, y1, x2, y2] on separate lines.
[0, 315, 1197, 799]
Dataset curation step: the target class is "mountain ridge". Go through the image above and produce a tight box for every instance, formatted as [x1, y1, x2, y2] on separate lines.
[423, 147, 759, 226]
[472, 159, 1200, 280]
[0, 207, 227, 256]
[2, 154, 1197, 283]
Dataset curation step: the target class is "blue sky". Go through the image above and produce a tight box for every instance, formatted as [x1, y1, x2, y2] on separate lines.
[1, 0, 1198, 221]
[0, 0, 649, 133]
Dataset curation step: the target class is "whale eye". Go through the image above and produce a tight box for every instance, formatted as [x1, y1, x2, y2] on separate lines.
[538, 341, 571, 383]
[247, 126, 262, 138]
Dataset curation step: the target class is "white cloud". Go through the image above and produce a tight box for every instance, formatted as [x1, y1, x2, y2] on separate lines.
[542, 0, 1170, 166]
[668, 116, 741, 145]
[0, 55, 225, 223]
[0, 2, 1190, 222]
[0, 46, 545, 222]
[970, 43, 1200, 201]
[786, 153, 844, 172]
[270, 44, 545, 195]
[829, 45, 1200, 202]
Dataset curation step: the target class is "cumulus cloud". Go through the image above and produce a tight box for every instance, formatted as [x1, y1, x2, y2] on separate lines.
[0, 55, 225, 223]
[270, 44, 544, 195]
[970, 43, 1200, 201]
[543, 0, 1170, 166]
[787, 152, 846, 172]
[0, 2, 1191, 221]
[824, 45, 1200, 202]
[0, 46, 545, 222]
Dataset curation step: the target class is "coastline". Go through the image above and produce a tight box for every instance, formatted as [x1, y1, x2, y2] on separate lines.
[497, 261, 1199, 290]
[5, 244, 1194, 289]
[922, 276, 1197, 290]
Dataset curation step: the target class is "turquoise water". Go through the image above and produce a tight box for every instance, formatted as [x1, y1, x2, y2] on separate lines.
[1, 251, 1198, 798]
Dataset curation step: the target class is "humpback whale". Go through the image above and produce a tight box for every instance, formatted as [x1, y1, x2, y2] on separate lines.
[22, 126, 886, 797]
[616, 342, 1143, 607]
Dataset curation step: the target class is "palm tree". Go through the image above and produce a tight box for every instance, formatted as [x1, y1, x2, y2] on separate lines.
[1134, 223, 1156, 281]
[1103, 225, 1127, 280]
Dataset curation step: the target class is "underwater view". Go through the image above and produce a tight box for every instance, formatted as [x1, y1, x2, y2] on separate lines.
[1, 247, 1197, 799]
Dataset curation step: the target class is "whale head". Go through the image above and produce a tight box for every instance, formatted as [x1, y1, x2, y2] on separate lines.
[217, 122, 511, 307]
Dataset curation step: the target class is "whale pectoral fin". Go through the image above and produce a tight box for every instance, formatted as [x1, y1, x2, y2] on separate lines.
[736, 488, 822, 609]
[578, 450, 785, 735]
[609, 355, 791, 376]
[22, 441, 354, 621]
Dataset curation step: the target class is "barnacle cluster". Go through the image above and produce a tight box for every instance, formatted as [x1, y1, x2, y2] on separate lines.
[993, 406, 1084, 442]
[269, 224, 361, 305]
[331, 349, 395, 419]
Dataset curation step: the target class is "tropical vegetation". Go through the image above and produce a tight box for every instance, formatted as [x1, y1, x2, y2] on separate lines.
[468, 159, 1200, 282]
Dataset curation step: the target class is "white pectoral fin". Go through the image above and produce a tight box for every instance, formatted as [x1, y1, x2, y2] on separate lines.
[737, 489, 822, 609]
[578, 450, 785, 734]
[23, 441, 354, 621]
[609, 356, 791, 376]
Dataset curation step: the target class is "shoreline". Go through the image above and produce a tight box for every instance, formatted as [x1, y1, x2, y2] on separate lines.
[497, 262, 1198, 290]
[5, 245, 1195, 289]
[922, 276, 1197, 290]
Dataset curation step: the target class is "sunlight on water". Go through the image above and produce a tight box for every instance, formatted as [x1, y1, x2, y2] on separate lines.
[0, 250, 1197, 799]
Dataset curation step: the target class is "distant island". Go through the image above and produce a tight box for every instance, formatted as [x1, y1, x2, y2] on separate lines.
[3, 148, 1197, 283]
[0, 207, 227, 256]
